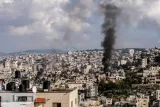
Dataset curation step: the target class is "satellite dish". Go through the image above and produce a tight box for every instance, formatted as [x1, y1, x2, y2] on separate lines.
[32, 86, 37, 93]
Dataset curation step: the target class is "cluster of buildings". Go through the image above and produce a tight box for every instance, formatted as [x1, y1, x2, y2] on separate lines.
[0, 47, 159, 107]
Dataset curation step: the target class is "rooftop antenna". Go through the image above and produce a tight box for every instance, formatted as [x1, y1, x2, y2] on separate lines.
[15, 70, 21, 92]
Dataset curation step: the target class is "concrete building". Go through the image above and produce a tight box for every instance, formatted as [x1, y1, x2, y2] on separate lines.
[68, 83, 84, 90]
[106, 98, 112, 105]
[136, 95, 149, 107]
[0, 91, 35, 107]
[141, 58, 147, 68]
[35, 88, 78, 107]
[5, 60, 11, 70]
[89, 85, 98, 98]
[120, 60, 127, 65]
[156, 90, 160, 101]
[0, 86, 78, 107]
[79, 99, 101, 107]
[129, 49, 135, 57]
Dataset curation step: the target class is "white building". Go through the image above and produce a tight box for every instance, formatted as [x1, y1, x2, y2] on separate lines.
[4, 60, 11, 70]
[89, 85, 98, 98]
[129, 49, 135, 57]
[136, 95, 149, 107]
[0, 91, 35, 107]
[156, 90, 160, 100]
[106, 98, 112, 105]
[68, 83, 84, 90]
[0, 63, 4, 71]
[120, 60, 127, 65]
[79, 99, 101, 107]
[0, 88, 78, 107]
[35, 88, 78, 107]
[12, 61, 18, 68]
[84, 65, 92, 74]
[141, 58, 147, 68]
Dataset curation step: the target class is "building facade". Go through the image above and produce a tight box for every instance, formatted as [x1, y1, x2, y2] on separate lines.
[35, 88, 78, 107]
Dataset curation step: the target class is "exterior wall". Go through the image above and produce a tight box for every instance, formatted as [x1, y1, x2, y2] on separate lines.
[120, 60, 127, 65]
[1, 102, 34, 107]
[27, 103, 35, 107]
[141, 59, 147, 68]
[0, 92, 35, 107]
[0, 93, 14, 102]
[136, 96, 149, 107]
[36, 92, 69, 107]
[143, 70, 150, 77]
[35, 89, 78, 107]
[150, 66, 160, 71]
[116, 76, 126, 80]
[0, 63, 4, 71]
[129, 49, 134, 57]
[5, 61, 10, 70]
[156, 90, 160, 100]
[68, 83, 83, 90]
[0, 93, 35, 102]
[80, 100, 100, 107]
[149, 77, 156, 84]
[69, 88, 78, 107]
[90, 86, 98, 98]
[106, 98, 112, 105]
[156, 77, 160, 84]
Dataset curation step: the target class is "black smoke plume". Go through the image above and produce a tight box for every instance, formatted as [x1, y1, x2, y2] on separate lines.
[101, 4, 119, 72]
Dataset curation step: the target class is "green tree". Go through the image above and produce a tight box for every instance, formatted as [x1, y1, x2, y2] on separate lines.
[98, 79, 106, 94]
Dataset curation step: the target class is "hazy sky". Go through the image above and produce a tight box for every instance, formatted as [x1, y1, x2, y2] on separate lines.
[0, 0, 160, 52]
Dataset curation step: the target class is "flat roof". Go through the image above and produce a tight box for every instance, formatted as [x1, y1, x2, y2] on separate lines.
[0, 88, 77, 93]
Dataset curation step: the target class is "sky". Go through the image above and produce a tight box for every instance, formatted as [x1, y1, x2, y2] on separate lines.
[0, 0, 160, 53]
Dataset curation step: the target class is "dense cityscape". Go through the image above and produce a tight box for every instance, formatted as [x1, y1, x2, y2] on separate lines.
[0, 47, 159, 107]
[1, 0, 160, 107]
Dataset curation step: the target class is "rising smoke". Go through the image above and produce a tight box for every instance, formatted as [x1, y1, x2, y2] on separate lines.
[101, 0, 160, 72]
[101, 4, 119, 72]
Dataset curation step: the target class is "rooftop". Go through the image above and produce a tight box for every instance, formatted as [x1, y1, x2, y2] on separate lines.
[0, 88, 77, 93]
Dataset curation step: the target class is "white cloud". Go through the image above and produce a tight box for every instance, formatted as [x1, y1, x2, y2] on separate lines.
[101, 0, 160, 28]
[9, 26, 34, 36]
[0, 0, 160, 52]
[100, 0, 160, 49]
[0, 0, 96, 51]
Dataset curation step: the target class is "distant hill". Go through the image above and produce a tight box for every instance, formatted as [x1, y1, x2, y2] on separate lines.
[13, 49, 65, 54]
[0, 48, 149, 56]
[115, 48, 146, 52]
[23, 49, 64, 54]
[0, 49, 65, 56]
[0, 52, 7, 56]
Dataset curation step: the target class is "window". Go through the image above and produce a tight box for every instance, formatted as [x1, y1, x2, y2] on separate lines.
[27, 96, 33, 102]
[53, 103, 61, 107]
[71, 101, 73, 107]
[17, 96, 27, 102]
[75, 98, 77, 104]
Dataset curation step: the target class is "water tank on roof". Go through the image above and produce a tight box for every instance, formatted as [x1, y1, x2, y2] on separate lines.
[6, 82, 15, 91]
[22, 80, 30, 90]
[43, 81, 50, 90]
[15, 71, 21, 79]
[19, 84, 25, 92]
